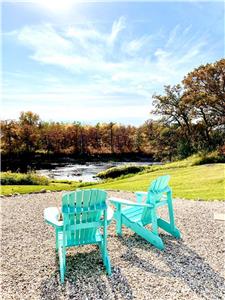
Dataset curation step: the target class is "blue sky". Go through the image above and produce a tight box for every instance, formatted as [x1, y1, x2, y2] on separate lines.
[2, 1, 224, 125]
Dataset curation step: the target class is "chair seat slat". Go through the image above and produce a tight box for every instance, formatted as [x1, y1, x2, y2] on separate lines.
[64, 221, 101, 231]
[62, 203, 107, 214]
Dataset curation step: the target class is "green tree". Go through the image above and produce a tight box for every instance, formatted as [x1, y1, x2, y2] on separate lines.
[152, 84, 193, 154]
[183, 58, 225, 147]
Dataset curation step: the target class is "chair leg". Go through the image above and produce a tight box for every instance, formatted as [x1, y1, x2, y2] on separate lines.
[150, 207, 159, 236]
[136, 225, 164, 250]
[55, 228, 59, 251]
[105, 255, 112, 275]
[116, 215, 122, 236]
[114, 205, 122, 236]
[123, 218, 164, 250]
[167, 190, 175, 230]
[158, 191, 181, 239]
[158, 218, 181, 238]
[59, 246, 66, 283]
[100, 241, 112, 275]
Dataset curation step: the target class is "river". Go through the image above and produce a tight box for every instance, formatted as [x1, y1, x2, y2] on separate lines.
[36, 161, 159, 182]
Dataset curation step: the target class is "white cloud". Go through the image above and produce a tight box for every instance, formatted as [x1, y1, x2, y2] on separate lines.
[15, 19, 209, 80]
[18, 24, 73, 53]
[124, 37, 146, 53]
[4, 19, 216, 123]
[165, 24, 180, 48]
[108, 16, 126, 46]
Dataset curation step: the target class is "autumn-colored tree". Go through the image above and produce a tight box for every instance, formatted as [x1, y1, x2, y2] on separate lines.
[1, 120, 20, 153]
[2, 59, 224, 160]
[183, 58, 225, 120]
[18, 111, 41, 153]
[182, 58, 225, 147]
[136, 121, 156, 154]
[63, 123, 81, 154]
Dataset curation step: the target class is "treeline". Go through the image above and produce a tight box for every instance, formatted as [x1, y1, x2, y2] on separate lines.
[1, 113, 155, 156]
[1, 59, 224, 160]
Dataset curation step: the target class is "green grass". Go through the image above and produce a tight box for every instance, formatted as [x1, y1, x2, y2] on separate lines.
[91, 164, 224, 200]
[0, 182, 81, 195]
[1, 154, 224, 200]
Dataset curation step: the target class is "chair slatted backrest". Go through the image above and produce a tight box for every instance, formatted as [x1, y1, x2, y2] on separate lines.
[62, 189, 107, 246]
[141, 175, 170, 225]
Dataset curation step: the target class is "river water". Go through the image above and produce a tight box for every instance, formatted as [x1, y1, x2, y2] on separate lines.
[36, 161, 159, 182]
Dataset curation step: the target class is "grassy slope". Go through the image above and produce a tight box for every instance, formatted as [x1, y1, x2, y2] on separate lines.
[91, 164, 224, 200]
[1, 159, 224, 200]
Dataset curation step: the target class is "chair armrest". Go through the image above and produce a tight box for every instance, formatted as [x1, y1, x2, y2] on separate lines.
[135, 191, 148, 203]
[44, 207, 63, 228]
[108, 197, 153, 208]
[135, 191, 147, 196]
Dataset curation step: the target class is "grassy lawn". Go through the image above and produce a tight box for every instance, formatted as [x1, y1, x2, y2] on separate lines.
[1, 163, 224, 201]
[0, 182, 81, 195]
[91, 164, 224, 200]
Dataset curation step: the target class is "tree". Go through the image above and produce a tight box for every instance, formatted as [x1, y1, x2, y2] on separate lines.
[183, 58, 225, 147]
[18, 111, 41, 153]
[151, 59, 225, 158]
[152, 84, 193, 154]
[19, 111, 40, 126]
[108, 122, 115, 153]
[183, 58, 225, 119]
[1, 120, 20, 153]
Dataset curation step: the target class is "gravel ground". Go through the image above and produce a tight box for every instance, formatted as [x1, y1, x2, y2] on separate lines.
[1, 191, 225, 300]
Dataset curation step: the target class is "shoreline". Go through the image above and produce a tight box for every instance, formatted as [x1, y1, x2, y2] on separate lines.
[1, 152, 157, 173]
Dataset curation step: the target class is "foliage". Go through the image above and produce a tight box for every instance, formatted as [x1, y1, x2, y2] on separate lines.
[152, 58, 225, 159]
[1, 172, 50, 185]
[194, 151, 225, 165]
[96, 151, 224, 181]
[1, 59, 224, 161]
[97, 164, 145, 179]
[1, 115, 143, 156]
[1, 163, 224, 200]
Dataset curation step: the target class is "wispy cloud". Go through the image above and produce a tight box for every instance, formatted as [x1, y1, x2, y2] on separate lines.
[15, 18, 212, 77]
[3, 16, 222, 123]
[108, 16, 126, 45]
[122, 35, 151, 55]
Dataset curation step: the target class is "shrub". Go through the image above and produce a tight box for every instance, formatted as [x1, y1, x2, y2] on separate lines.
[1, 172, 50, 185]
[78, 182, 96, 187]
[97, 164, 145, 179]
[194, 150, 225, 165]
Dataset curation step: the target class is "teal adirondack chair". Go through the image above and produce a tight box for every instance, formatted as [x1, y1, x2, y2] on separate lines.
[109, 175, 181, 250]
[44, 189, 112, 283]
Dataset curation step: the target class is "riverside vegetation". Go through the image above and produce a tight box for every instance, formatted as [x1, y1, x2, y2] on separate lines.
[1, 59, 224, 200]
[1, 153, 224, 200]
[1, 59, 224, 162]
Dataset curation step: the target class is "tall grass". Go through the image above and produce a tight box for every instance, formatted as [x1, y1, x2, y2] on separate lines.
[1, 172, 50, 185]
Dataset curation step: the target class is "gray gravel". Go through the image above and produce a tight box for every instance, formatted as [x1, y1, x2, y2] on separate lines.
[1, 191, 225, 300]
